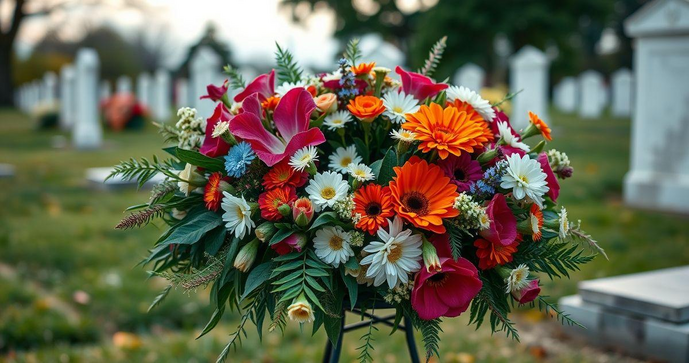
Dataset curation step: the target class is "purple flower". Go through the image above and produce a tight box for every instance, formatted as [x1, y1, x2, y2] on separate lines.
[437, 153, 483, 193]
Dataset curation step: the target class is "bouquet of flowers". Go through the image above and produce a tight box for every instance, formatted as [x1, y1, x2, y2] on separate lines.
[111, 38, 603, 362]
[101, 93, 148, 131]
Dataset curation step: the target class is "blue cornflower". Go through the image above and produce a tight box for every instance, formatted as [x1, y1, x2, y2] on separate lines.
[224, 142, 256, 178]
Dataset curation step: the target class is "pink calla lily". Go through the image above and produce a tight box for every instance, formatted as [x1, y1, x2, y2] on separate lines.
[395, 66, 448, 101]
[234, 70, 275, 103]
[229, 88, 325, 167]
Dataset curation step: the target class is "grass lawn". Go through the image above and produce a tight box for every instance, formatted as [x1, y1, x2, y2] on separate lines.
[0, 107, 686, 362]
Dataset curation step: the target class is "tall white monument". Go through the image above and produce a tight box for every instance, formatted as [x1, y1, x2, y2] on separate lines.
[190, 46, 222, 118]
[509, 46, 550, 130]
[623, 0, 689, 213]
[176, 78, 189, 110]
[59, 65, 76, 130]
[611, 68, 633, 117]
[137, 73, 152, 108]
[153, 69, 171, 122]
[453, 63, 485, 93]
[73, 48, 102, 150]
[578, 70, 605, 119]
[42, 72, 58, 106]
[116, 76, 132, 95]
[554, 77, 578, 113]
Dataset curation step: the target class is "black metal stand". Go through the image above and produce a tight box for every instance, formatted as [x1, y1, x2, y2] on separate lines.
[321, 308, 420, 363]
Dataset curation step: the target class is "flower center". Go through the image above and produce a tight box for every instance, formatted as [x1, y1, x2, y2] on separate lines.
[235, 206, 244, 217]
[393, 106, 403, 113]
[519, 175, 529, 184]
[365, 202, 381, 216]
[329, 235, 344, 250]
[427, 272, 448, 287]
[402, 191, 429, 215]
[340, 157, 352, 167]
[333, 119, 342, 124]
[321, 187, 336, 199]
[453, 168, 466, 181]
[386, 244, 403, 263]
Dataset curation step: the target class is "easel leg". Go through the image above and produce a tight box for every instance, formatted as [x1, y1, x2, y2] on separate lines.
[404, 316, 420, 363]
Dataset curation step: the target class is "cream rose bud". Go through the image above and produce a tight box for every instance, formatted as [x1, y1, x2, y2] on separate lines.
[314, 93, 337, 114]
[178, 163, 205, 196]
[255, 222, 276, 242]
[287, 293, 315, 323]
[233, 239, 259, 272]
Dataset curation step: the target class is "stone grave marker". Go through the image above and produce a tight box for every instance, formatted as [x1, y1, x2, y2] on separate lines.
[86, 167, 165, 190]
[137, 72, 152, 109]
[72, 48, 102, 150]
[578, 70, 605, 119]
[42, 72, 57, 106]
[554, 77, 578, 113]
[190, 46, 222, 119]
[59, 65, 76, 130]
[0, 164, 15, 178]
[509, 45, 550, 130]
[176, 78, 189, 109]
[153, 69, 171, 122]
[116, 76, 132, 95]
[612, 68, 633, 117]
[100, 80, 112, 103]
[453, 63, 485, 93]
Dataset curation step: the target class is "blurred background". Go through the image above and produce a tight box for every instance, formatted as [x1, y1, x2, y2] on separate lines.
[1, 0, 689, 362]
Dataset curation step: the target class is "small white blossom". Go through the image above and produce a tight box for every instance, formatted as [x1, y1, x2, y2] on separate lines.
[289, 146, 318, 172]
[348, 163, 374, 182]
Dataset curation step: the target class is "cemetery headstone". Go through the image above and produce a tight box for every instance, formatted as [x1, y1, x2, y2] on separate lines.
[623, 0, 689, 213]
[0, 164, 15, 178]
[116, 76, 132, 94]
[59, 65, 76, 130]
[509, 45, 550, 130]
[578, 70, 605, 119]
[100, 80, 112, 103]
[453, 63, 485, 93]
[190, 46, 222, 118]
[359, 34, 405, 71]
[72, 48, 102, 150]
[554, 77, 578, 113]
[153, 69, 171, 122]
[137, 73, 152, 108]
[42, 72, 57, 105]
[176, 78, 189, 110]
[611, 68, 633, 117]
[86, 167, 165, 190]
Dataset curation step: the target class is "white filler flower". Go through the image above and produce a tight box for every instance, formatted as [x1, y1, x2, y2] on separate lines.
[275, 81, 306, 97]
[382, 91, 420, 124]
[305, 171, 350, 210]
[323, 110, 353, 131]
[221, 192, 255, 239]
[446, 85, 496, 122]
[313, 226, 355, 267]
[500, 153, 550, 208]
[289, 146, 319, 172]
[328, 145, 362, 173]
[348, 163, 375, 182]
[361, 216, 423, 288]
[390, 129, 417, 143]
[505, 264, 531, 293]
[497, 121, 530, 152]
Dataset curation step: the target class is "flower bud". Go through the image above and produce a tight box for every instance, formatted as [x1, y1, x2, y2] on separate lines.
[314, 93, 337, 114]
[255, 222, 276, 242]
[287, 293, 314, 323]
[421, 238, 442, 273]
[233, 238, 259, 272]
[271, 232, 307, 255]
[511, 279, 541, 304]
[277, 203, 292, 218]
[292, 197, 314, 227]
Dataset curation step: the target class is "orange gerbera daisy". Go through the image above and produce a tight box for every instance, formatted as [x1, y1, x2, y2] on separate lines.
[261, 96, 281, 111]
[258, 186, 297, 221]
[353, 183, 394, 235]
[447, 99, 494, 144]
[204, 172, 229, 211]
[351, 62, 376, 76]
[474, 236, 521, 270]
[347, 95, 385, 122]
[388, 157, 459, 234]
[262, 160, 308, 189]
[528, 204, 544, 241]
[402, 103, 490, 159]
[528, 111, 552, 141]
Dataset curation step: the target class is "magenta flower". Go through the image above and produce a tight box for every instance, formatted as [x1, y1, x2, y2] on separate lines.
[199, 103, 231, 158]
[395, 66, 448, 101]
[229, 88, 325, 167]
[537, 153, 560, 202]
[437, 153, 483, 193]
[234, 70, 275, 103]
[511, 279, 541, 304]
[200, 80, 229, 102]
[271, 232, 307, 256]
[411, 257, 482, 320]
[479, 193, 517, 246]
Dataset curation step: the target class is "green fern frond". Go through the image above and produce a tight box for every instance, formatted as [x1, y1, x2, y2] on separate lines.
[275, 43, 303, 84]
[153, 253, 224, 292]
[153, 121, 180, 144]
[418, 36, 447, 77]
[108, 156, 179, 189]
[223, 64, 247, 90]
[536, 296, 584, 328]
[345, 38, 362, 66]
[216, 294, 265, 363]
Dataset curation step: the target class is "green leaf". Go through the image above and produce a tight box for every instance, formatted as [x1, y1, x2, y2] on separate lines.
[147, 284, 172, 313]
[369, 159, 383, 179]
[309, 211, 345, 231]
[344, 257, 359, 270]
[175, 147, 225, 172]
[196, 306, 226, 339]
[204, 227, 227, 256]
[242, 262, 273, 300]
[323, 310, 343, 346]
[376, 148, 398, 185]
[269, 228, 294, 246]
[159, 210, 223, 246]
[340, 269, 358, 308]
[353, 137, 369, 164]
[275, 42, 303, 84]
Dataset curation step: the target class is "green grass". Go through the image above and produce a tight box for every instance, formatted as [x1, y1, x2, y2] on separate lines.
[0, 107, 686, 362]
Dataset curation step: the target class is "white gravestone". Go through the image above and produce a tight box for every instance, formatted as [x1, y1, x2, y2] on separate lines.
[42, 72, 57, 106]
[59, 65, 76, 130]
[116, 76, 132, 95]
[100, 80, 112, 103]
[554, 77, 578, 113]
[623, 0, 689, 213]
[137, 73, 152, 109]
[453, 63, 485, 93]
[72, 49, 102, 150]
[509, 46, 550, 130]
[578, 70, 605, 119]
[600, 82, 610, 111]
[153, 69, 171, 122]
[611, 68, 633, 117]
[190, 46, 222, 119]
[359, 34, 405, 71]
[176, 78, 189, 110]
[31, 80, 41, 110]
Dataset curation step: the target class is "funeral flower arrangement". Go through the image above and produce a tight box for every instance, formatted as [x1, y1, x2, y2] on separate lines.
[111, 39, 603, 362]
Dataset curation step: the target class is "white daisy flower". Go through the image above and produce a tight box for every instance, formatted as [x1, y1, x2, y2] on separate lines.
[321, 70, 342, 82]
[505, 264, 531, 293]
[390, 129, 417, 143]
[313, 226, 355, 267]
[360, 216, 423, 289]
[275, 81, 307, 97]
[500, 153, 550, 208]
[382, 91, 420, 124]
[289, 146, 319, 172]
[348, 163, 375, 182]
[559, 207, 570, 240]
[497, 121, 530, 152]
[323, 110, 353, 131]
[211, 120, 229, 138]
[305, 171, 350, 210]
[221, 192, 255, 239]
[446, 85, 496, 122]
[328, 145, 362, 173]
